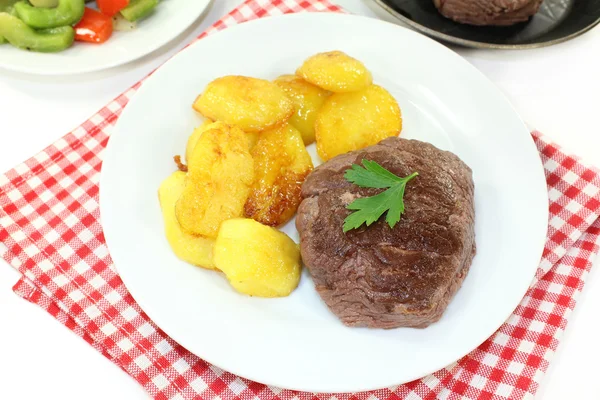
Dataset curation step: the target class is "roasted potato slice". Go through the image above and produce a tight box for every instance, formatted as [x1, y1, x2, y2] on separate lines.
[244, 123, 313, 226]
[315, 84, 402, 161]
[274, 75, 330, 145]
[192, 75, 295, 133]
[245, 131, 260, 150]
[175, 124, 254, 238]
[214, 218, 301, 297]
[185, 119, 214, 165]
[296, 51, 372, 93]
[187, 121, 259, 167]
[158, 171, 216, 270]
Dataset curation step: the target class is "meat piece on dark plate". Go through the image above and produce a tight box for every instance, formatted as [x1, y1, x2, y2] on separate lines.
[433, 0, 544, 26]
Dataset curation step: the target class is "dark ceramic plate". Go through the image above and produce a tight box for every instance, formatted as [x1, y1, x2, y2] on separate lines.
[375, 0, 600, 49]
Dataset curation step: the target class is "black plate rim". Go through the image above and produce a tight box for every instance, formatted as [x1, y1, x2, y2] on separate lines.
[375, 0, 600, 49]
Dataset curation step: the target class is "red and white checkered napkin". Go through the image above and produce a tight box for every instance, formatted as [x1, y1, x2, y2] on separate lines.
[1, 1, 600, 399]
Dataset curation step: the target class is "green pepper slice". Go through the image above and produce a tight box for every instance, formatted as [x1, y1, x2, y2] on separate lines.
[0, 12, 74, 52]
[29, 0, 60, 7]
[0, 0, 18, 11]
[0, 0, 18, 42]
[120, 0, 158, 22]
[14, 0, 84, 29]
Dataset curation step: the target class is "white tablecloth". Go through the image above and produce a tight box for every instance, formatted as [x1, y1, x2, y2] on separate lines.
[0, 1, 598, 398]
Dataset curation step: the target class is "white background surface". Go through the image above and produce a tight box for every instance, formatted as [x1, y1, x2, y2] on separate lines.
[0, 1, 598, 398]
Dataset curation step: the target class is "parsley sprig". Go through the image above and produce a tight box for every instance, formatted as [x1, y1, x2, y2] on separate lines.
[342, 160, 418, 233]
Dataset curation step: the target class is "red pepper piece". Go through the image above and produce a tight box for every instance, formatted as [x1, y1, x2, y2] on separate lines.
[74, 7, 113, 44]
[97, 0, 129, 17]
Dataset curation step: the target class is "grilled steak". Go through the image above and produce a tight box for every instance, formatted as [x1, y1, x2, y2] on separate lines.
[433, 0, 544, 26]
[296, 137, 476, 329]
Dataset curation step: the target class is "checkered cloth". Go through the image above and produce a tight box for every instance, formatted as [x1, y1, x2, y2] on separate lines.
[1, 1, 599, 399]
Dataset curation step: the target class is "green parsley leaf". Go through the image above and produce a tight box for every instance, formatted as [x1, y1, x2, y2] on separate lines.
[342, 160, 418, 233]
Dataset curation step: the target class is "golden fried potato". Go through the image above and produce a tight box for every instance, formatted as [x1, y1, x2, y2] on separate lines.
[185, 119, 214, 165]
[187, 122, 260, 167]
[245, 131, 260, 150]
[315, 85, 402, 161]
[193, 76, 295, 133]
[175, 124, 254, 238]
[158, 172, 216, 270]
[296, 51, 372, 93]
[244, 123, 313, 226]
[274, 75, 330, 145]
[214, 218, 301, 297]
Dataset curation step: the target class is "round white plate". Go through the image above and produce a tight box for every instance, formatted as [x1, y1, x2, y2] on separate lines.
[0, 0, 211, 75]
[100, 13, 548, 393]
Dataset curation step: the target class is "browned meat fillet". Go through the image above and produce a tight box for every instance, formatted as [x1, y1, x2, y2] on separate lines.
[433, 0, 544, 26]
[296, 137, 476, 329]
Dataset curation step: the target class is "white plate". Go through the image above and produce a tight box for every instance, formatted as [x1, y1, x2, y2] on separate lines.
[100, 13, 548, 393]
[0, 0, 211, 75]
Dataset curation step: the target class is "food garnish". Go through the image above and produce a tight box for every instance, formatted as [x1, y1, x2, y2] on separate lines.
[343, 160, 418, 232]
